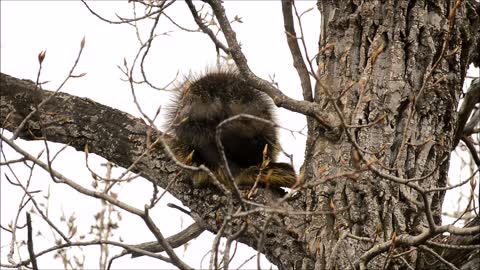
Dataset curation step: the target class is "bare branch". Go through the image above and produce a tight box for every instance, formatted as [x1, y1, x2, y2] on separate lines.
[11, 37, 86, 140]
[419, 245, 459, 270]
[1, 135, 145, 217]
[81, 0, 174, 24]
[141, 208, 193, 270]
[206, 0, 339, 133]
[26, 213, 39, 270]
[1, 239, 174, 269]
[185, 0, 230, 54]
[129, 222, 205, 258]
[454, 78, 480, 147]
[281, 0, 313, 102]
[461, 136, 480, 167]
[463, 108, 479, 136]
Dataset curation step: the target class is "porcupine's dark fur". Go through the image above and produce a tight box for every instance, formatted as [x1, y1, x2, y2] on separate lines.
[164, 68, 297, 188]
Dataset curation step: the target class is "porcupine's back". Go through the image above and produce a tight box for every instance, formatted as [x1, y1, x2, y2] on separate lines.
[164, 69, 296, 188]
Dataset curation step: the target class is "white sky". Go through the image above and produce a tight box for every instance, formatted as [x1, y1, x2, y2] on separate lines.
[1, 1, 478, 270]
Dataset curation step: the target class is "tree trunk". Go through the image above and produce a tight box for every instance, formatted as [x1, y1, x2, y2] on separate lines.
[298, 1, 478, 269]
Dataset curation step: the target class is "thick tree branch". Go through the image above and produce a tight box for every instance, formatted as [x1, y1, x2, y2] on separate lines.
[0, 72, 309, 269]
[129, 222, 204, 258]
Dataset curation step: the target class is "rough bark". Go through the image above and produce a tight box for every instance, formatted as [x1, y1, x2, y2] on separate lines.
[298, 0, 479, 269]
